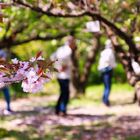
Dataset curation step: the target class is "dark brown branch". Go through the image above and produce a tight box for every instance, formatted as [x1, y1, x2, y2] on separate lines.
[80, 34, 100, 85]
[0, 32, 68, 49]
[2, 21, 11, 40]
[12, 24, 28, 36]
[104, 25, 139, 86]
[87, 11, 138, 58]
[11, 33, 68, 46]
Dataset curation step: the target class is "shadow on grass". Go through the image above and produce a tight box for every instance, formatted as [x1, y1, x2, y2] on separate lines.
[1, 114, 140, 140]
[67, 114, 114, 122]
[0, 106, 54, 123]
[0, 128, 30, 140]
[43, 115, 140, 140]
[111, 100, 135, 106]
[46, 117, 140, 140]
[13, 106, 54, 117]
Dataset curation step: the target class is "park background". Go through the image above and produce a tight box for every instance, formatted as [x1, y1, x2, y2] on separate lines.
[0, 0, 140, 140]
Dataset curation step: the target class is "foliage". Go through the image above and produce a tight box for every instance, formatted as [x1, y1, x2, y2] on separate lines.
[0, 0, 139, 93]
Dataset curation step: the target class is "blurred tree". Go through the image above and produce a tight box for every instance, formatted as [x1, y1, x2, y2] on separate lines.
[1, 0, 140, 97]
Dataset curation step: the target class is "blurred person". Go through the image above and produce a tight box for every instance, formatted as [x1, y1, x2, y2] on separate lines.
[51, 36, 76, 116]
[132, 37, 140, 104]
[134, 36, 140, 51]
[0, 49, 13, 114]
[98, 39, 116, 106]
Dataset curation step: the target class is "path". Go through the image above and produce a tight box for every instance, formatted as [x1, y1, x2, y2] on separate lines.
[0, 95, 140, 140]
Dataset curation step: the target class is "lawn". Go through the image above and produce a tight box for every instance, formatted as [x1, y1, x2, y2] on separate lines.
[69, 83, 134, 107]
[0, 83, 140, 140]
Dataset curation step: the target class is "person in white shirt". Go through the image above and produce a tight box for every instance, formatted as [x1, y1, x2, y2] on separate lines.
[132, 37, 140, 104]
[132, 37, 140, 75]
[51, 36, 76, 115]
[98, 39, 116, 106]
[131, 59, 140, 75]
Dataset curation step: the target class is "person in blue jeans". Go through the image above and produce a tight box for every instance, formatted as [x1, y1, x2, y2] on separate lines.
[55, 79, 70, 115]
[102, 69, 113, 106]
[0, 49, 13, 114]
[98, 39, 116, 106]
[51, 36, 76, 116]
[2, 87, 12, 112]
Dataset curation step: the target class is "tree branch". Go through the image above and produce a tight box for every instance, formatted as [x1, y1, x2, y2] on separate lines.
[87, 11, 138, 58]
[14, 0, 138, 60]
[2, 21, 11, 40]
[80, 34, 100, 84]
[11, 33, 68, 46]
[13, 0, 88, 17]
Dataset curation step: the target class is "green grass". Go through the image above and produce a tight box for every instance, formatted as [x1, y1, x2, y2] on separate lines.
[126, 136, 140, 140]
[0, 83, 139, 140]
[0, 83, 134, 109]
[69, 83, 134, 107]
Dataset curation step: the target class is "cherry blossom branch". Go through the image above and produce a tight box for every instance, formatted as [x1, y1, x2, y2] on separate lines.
[0, 75, 25, 89]
[13, 0, 89, 17]
[0, 52, 56, 93]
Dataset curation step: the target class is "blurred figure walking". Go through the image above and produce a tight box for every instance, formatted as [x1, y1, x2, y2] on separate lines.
[98, 39, 116, 106]
[51, 36, 76, 116]
[0, 49, 13, 114]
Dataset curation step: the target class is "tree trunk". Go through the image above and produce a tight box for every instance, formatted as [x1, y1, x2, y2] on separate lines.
[105, 27, 140, 104]
[70, 34, 100, 95]
[106, 28, 137, 85]
[70, 39, 81, 95]
[80, 34, 101, 91]
[134, 81, 140, 105]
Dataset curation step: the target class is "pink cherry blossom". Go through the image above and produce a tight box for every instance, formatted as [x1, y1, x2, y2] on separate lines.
[0, 53, 55, 93]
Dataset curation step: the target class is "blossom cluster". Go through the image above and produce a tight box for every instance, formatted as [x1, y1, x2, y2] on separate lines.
[0, 52, 56, 93]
